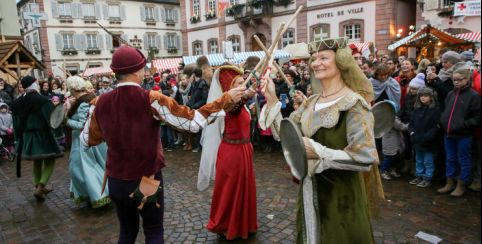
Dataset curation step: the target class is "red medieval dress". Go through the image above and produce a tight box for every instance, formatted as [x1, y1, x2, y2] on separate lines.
[206, 106, 258, 240]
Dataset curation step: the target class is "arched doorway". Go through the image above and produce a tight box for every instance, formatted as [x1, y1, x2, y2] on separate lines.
[251, 33, 266, 51]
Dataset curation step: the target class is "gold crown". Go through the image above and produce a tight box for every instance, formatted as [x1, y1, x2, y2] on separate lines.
[308, 37, 348, 54]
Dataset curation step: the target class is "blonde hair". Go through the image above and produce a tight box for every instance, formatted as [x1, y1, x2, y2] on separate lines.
[66, 76, 88, 92]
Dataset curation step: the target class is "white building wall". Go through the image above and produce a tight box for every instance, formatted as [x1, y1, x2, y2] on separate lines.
[35, 0, 181, 77]
[187, 27, 220, 55]
[225, 23, 245, 52]
[306, 1, 376, 42]
[422, 11, 481, 33]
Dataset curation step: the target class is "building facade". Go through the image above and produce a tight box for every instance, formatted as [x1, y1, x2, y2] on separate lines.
[0, 0, 22, 42]
[180, 0, 417, 57]
[18, 0, 182, 77]
[417, 0, 481, 34]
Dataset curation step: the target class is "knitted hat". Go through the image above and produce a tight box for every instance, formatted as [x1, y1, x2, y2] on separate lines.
[418, 87, 434, 96]
[21, 76, 37, 89]
[52, 96, 60, 102]
[460, 51, 474, 62]
[110, 46, 147, 74]
[442, 51, 461, 65]
[409, 73, 426, 88]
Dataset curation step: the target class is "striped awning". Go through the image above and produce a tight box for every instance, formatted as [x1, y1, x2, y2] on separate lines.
[152, 58, 182, 74]
[349, 42, 371, 52]
[182, 53, 226, 66]
[233, 50, 291, 64]
[456, 32, 481, 43]
[81, 66, 112, 76]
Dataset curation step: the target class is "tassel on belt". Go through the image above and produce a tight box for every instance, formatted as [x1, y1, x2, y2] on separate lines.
[222, 135, 250, 144]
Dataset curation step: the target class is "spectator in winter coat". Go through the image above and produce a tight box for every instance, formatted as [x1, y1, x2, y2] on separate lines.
[426, 51, 460, 110]
[408, 87, 441, 187]
[187, 68, 209, 152]
[395, 59, 416, 108]
[438, 62, 481, 197]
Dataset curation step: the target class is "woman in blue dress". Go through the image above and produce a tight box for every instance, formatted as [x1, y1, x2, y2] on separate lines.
[66, 76, 110, 208]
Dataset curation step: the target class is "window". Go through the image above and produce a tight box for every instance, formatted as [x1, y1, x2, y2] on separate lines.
[145, 7, 155, 20]
[62, 33, 74, 49]
[58, 2, 72, 17]
[167, 35, 176, 48]
[344, 24, 361, 42]
[229, 0, 238, 5]
[109, 5, 120, 18]
[166, 9, 174, 21]
[442, 0, 452, 8]
[86, 34, 98, 49]
[193, 0, 200, 16]
[281, 30, 295, 48]
[193, 41, 203, 55]
[230, 36, 240, 52]
[312, 24, 330, 41]
[209, 39, 218, 54]
[83, 3, 95, 18]
[146, 34, 157, 48]
[208, 0, 216, 13]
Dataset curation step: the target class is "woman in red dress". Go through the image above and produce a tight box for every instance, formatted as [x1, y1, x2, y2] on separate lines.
[198, 65, 258, 240]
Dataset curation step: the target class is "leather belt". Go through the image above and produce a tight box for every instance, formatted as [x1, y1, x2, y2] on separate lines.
[222, 136, 251, 144]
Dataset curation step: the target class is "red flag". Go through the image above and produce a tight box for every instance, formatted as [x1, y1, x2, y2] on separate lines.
[218, 0, 230, 17]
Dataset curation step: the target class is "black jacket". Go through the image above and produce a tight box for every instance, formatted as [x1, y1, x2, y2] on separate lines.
[187, 78, 209, 109]
[426, 77, 454, 110]
[409, 106, 441, 150]
[440, 86, 481, 138]
[399, 93, 417, 124]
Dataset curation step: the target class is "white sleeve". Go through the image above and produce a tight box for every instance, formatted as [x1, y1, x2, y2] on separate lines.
[258, 101, 282, 141]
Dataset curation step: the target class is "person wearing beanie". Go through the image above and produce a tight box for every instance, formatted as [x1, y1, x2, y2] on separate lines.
[349, 43, 362, 66]
[10, 76, 64, 201]
[65, 76, 111, 208]
[438, 62, 481, 197]
[81, 45, 249, 243]
[408, 87, 441, 187]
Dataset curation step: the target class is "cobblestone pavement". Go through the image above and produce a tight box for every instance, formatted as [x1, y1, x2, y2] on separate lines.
[0, 148, 480, 243]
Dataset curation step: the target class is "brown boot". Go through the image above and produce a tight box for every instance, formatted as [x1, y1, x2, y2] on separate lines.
[42, 185, 53, 194]
[34, 184, 45, 201]
[437, 178, 455, 194]
[450, 180, 466, 197]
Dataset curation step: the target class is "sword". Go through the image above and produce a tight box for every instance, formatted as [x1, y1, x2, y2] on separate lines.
[96, 22, 131, 47]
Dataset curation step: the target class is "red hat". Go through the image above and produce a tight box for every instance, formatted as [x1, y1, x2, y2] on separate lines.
[349, 44, 360, 55]
[110, 46, 147, 74]
[218, 66, 243, 92]
[154, 76, 161, 82]
[152, 85, 160, 91]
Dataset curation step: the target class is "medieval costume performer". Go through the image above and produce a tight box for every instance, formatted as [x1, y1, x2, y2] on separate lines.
[198, 65, 258, 240]
[259, 38, 384, 243]
[11, 76, 64, 201]
[65, 76, 111, 208]
[81, 46, 248, 243]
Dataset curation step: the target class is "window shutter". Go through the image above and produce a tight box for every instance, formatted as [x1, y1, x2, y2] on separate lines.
[79, 4, 84, 19]
[156, 35, 162, 49]
[173, 9, 178, 22]
[95, 4, 101, 19]
[103, 4, 109, 20]
[105, 34, 113, 50]
[97, 35, 104, 50]
[55, 34, 62, 50]
[120, 6, 126, 20]
[143, 34, 148, 49]
[161, 8, 166, 22]
[154, 7, 160, 21]
[175, 36, 180, 49]
[164, 35, 168, 49]
[140, 6, 146, 21]
[72, 3, 79, 18]
[51, 1, 59, 18]
[74, 34, 83, 50]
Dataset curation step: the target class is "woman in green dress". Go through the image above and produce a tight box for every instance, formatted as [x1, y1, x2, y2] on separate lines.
[11, 76, 64, 201]
[259, 38, 384, 243]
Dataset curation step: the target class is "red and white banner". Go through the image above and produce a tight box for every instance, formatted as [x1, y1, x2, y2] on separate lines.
[454, 1, 481, 16]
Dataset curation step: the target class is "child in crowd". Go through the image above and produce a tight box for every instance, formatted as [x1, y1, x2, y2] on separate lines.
[0, 103, 14, 156]
[408, 87, 441, 187]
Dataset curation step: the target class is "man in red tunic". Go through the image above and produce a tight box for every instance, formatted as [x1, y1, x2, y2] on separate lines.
[81, 46, 245, 243]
